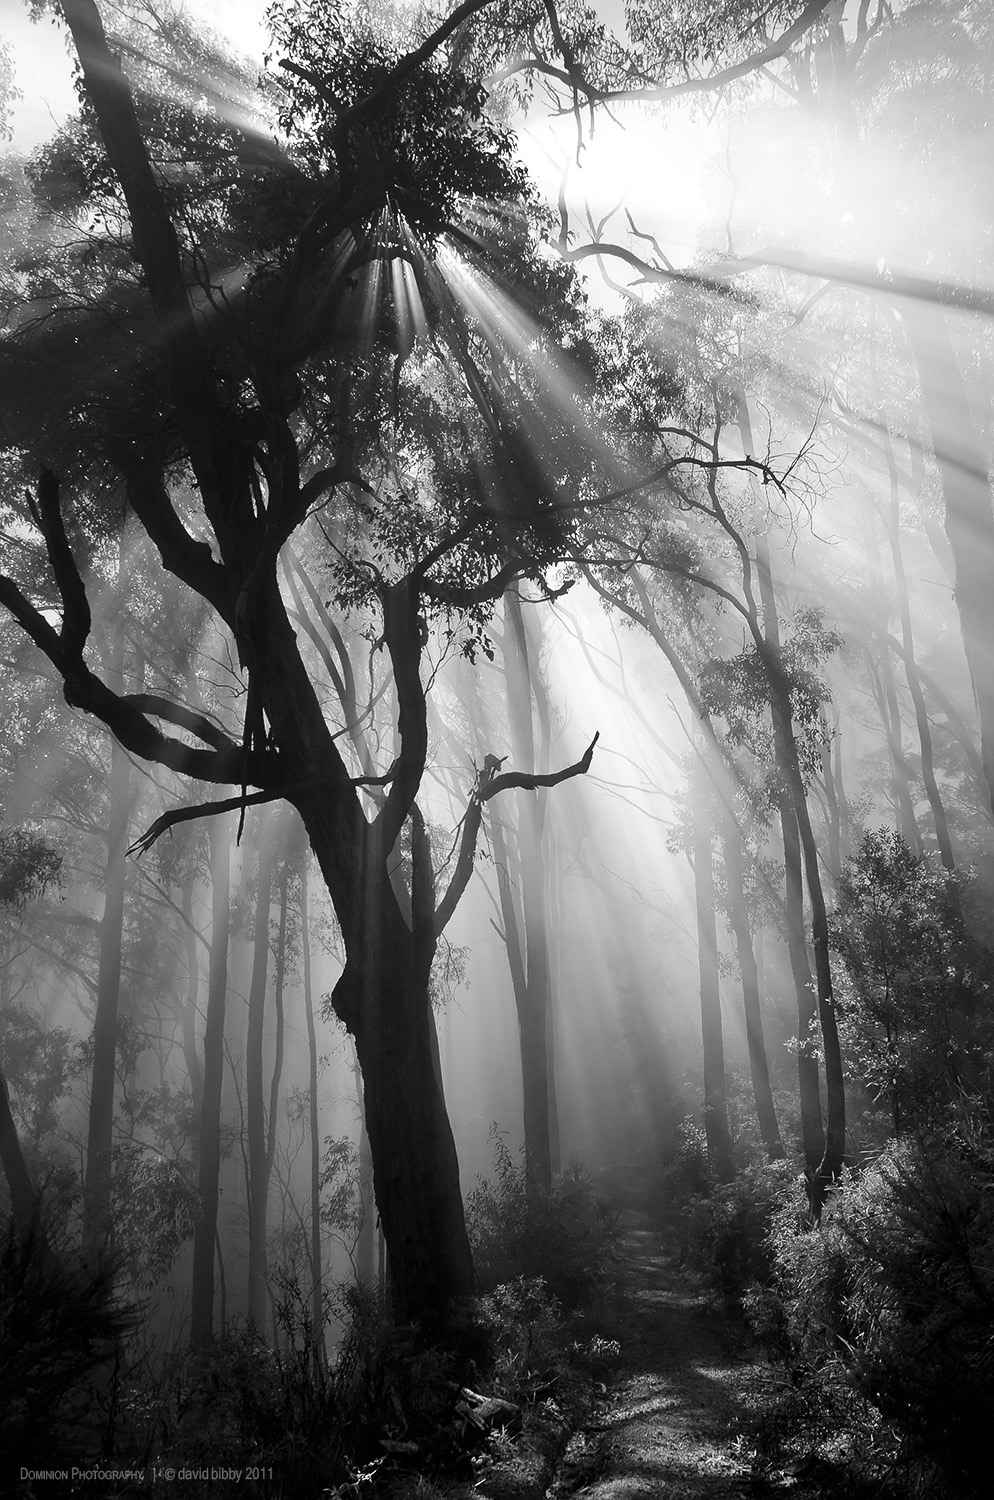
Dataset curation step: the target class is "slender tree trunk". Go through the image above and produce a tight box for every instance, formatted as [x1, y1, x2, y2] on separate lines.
[778, 794, 824, 1171]
[722, 813, 784, 1160]
[191, 815, 231, 1346]
[0, 1067, 45, 1238]
[820, 722, 842, 886]
[264, 854, 288, 1220]
[881, 428, 956, 869]
[83, 725, 130, 1262]
[880, 647, 920, 851]
[503, 592, 554, 1190]
[859, 487, 919, 845]
[903, 307, 994, 820]
[866, 650, 920, 849]
[756, 541, 845, 1200]
[180, 885, 204, 1187]
[246, 807, 275, 1330]
[298, 847, 324, 1348]
[692, 782, 733, 1182]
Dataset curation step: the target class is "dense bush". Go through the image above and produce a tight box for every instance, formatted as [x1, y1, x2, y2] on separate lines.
[116, 1279, 463, 1497]
[745, 1121, 994, 1499]
[832, 832, 994, 1131]
[0, 1222, 136, 1493]
[681, 1156, 797, 1299]
[465, 1130, 618, 1308]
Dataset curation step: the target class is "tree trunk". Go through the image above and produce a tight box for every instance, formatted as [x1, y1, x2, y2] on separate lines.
[903, 307, 994, 820]
[879, 644, 921, 852]
[819, 720, 842, 886]
[265, 852, 288, 1210]
[722, 812, 784, 1160]
[335, 891, 474, 1325]
[503, 592, 554, 1190]
[692, 784, 733, 1182]
[779, 792, 824, 1172]
[83, 727, 130, 1262]
[756, 541, 845, 1199]
[298, 845, 324, 1349]
[881, 427, 956, 870]
[350, 1046, 376, 1290]
[860, 489, 921, 850]
[246, 806, 276, 1330]
[0, 1067, 44, 1238]
[190, 815, 231, 1346]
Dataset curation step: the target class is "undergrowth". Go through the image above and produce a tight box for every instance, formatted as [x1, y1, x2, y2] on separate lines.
[465, 1127, 619, 1308]
[5, 1136, 621, 1498]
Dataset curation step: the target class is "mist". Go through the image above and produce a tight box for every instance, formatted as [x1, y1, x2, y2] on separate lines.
[1, 2, 993, 1497]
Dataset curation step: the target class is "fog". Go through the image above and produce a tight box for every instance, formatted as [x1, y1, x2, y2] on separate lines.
[1, 1, 993, 1493]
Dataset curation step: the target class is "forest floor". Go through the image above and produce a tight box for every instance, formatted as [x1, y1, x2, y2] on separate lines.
[468, 1219, 778, 1500]
[544, 1222, 767, 1500]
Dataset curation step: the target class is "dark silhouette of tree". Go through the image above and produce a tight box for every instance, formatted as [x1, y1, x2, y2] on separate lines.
[0, 0, 598, 1323]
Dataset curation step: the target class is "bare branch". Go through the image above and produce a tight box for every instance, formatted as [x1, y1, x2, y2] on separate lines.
[479, 731, 599, 801]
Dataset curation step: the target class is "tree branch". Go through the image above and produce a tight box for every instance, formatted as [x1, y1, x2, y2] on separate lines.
[0, 569, 275, 785]
[32, 467, 90, 657]
[479, 732, 599, 801]
[372, 577, 428, 855]
[129, 762, 398, 856]
[433, 733, 598, 934]
[120, 695, 239, 753]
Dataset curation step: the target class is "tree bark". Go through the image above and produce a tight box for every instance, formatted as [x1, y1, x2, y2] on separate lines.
[246, 806, 276, 1330]
[190, 815, 231, 1345]
[860, 499, 921, 849]
[902, 307, 994, 821]
[83, 706, 130, 1262]
[881, 428, 955, 870]
[0, 1067, 44, 1238]
[502, 592, 555, 1189]
[721, 812, 784, 1160]
[298, 843, 324, 1350]
[756, 540, 845, 1198]
[354, 1051, 376, 1291]
[692, 780, 733, 1182]
[337, 890, 474, 1323]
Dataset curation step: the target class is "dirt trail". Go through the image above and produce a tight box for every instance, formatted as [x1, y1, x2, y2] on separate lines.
[549, 1226, 770, 1500]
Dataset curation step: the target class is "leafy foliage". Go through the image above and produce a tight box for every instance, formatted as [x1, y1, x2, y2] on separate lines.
[111, 1141, 199, 1291]
[0, 824, 62, 911]
[831, 831, 994, 1130]
[267, 0, 530, 245]
[465, 1128, 617, 1306]
[0, 1002, 83, 1147]
[746, 1123, 994, 1499]
[699, 607, 841, 784]
[0, 1223, 135, 1488]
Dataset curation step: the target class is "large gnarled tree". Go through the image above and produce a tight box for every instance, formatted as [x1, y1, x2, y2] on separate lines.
[0, 0, 597, 1323]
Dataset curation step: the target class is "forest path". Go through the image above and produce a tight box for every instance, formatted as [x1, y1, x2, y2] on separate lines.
[548, 1226, 769, 1500]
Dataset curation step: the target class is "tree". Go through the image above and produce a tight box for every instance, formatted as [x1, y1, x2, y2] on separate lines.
[0, 0, 599, 1324]
[0, 825, 62, 1242]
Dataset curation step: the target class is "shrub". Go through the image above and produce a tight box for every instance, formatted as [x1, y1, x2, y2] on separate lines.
[120, 1280, 461, 1496]
[831, 832, 994, 1132]
[746, 1123, 994, 1499]
[476, 1276, 567, 1403]
[0, 1221, 135, 1492]
[682, 1156, 797, 1299]
[465, 1129, 618, 1308]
